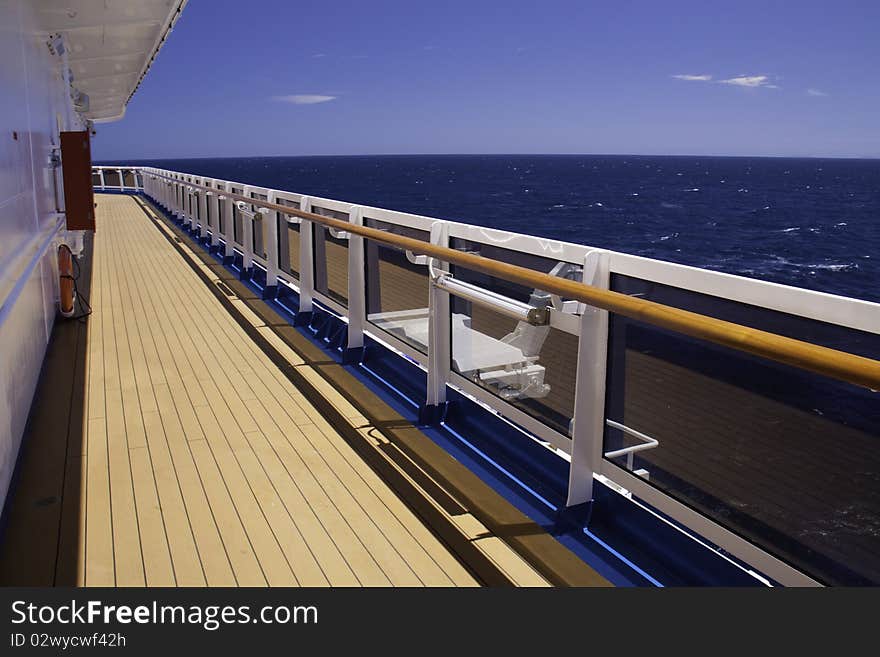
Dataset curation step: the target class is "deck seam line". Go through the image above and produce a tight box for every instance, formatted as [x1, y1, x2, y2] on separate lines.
[123, 208, 261, 586]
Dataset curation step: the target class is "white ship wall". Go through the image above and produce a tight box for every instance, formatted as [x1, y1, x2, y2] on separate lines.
[0, 0, 84, 513]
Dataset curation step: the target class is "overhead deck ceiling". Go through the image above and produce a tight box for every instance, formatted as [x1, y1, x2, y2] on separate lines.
[32, 0, 187, 122]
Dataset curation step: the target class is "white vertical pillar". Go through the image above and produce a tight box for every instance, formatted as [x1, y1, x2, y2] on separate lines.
[209, 189, 220, 249]
[346, 206, 365, 356]
[186, 185, 196, 230]
[223, 182, 235, 261]
[566, 249, 611, 507]
[117, 168, 124, 191]
[174, 178, 182, 218]
[297, 196, 314, 316]
[425, 221, 450, 413]
[262, 190, 280, 290]
[99, 168, 105, 189]
[198, 179, 209, 240]
[241, 186, 254, 272]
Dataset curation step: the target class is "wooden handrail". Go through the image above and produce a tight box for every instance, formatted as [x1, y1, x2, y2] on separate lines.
[147, 171, 880, 391]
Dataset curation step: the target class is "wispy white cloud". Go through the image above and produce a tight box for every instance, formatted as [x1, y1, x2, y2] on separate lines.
[807, 88, 828, 97]
[271, 94, 337, 105]
[718, 75, 777, 88]
[672, 74, 713, 81]
[311, 53, 327, 58]
[673, 73, 781, 89]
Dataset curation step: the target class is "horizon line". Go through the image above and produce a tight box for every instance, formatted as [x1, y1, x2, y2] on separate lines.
[95, 151, 880, 162]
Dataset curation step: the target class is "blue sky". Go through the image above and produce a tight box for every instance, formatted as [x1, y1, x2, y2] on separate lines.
[93, 0, 880, 160]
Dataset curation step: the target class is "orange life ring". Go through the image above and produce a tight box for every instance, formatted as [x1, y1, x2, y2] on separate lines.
[58, 244, 75, 318]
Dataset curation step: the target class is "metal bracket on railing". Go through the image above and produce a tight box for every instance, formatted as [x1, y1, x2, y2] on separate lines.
[603, 420, 659, 476]
[430, 271, 551, 326]
[406, 250, 428, 265]
[406, 222, 445, 265]
[235, 200, 257, 220]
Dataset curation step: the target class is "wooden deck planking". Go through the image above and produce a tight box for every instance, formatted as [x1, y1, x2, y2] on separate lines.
[160, 254, 447, 586]
[78, 194, 478, 587]
[161, 231, 479, 586]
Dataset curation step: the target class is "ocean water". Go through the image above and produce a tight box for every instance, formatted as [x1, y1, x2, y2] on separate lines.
[115, 155, 880, 303]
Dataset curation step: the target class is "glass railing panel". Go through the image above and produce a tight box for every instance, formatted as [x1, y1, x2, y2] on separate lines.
[364, 219, 431, 354]
[603, 273, 880, 585]
[216, 196, 226, 235]
[448, 239, 582, 436]
[122, 169, 137, 187]
[103, 169, 122, 187]
[276, 197, 300, 279]
[312, 205, 349, 306]
[91, 171, 101, 186]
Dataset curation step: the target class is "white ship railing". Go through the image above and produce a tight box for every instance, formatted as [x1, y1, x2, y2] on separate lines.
[92, 165, 144, 192]
[93, 164, 880, 587]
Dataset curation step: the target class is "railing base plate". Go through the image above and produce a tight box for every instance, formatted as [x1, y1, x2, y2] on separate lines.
[418, 402, 448, 426]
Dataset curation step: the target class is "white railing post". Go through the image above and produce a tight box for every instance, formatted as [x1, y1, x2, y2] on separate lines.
[294, 196, 314, 325]
[117, 168, 124, 191]
[209, 186, 220, 251]
[99, 168, 105, 189]
[186, 184, 196, 231]
[566, 249, 611, 507]
[198, 178, 209, 241]
[240, 186, 254, 277]
[178, 179, 186, 220]
[174, 177, 182, 219]
[176, 177, 183, 220]
[261, 190, 279, 297]
[222, 182, 235, 263]
[344, 206, 365, 363]
[422, 221, 451, 424]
